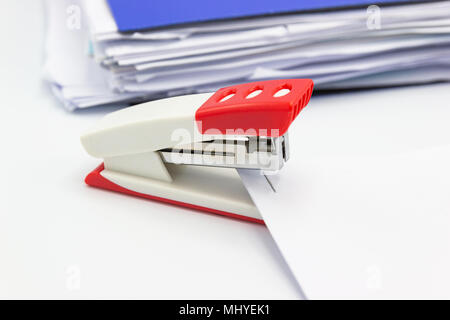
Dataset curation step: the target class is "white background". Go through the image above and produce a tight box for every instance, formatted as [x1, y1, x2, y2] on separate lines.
[0, 0, 449, 299]
[0, 0, 300, 299]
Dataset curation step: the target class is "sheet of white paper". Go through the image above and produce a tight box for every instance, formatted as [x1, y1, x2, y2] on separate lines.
[104, 23, 450, 69]
[94, 1, 450, 66]
[125, 38, 450, 84]
[118, 50, 450, 93]
[121, 22, 450, 70]
[239, 85, 450, 299]
[320, 65, 450, 89]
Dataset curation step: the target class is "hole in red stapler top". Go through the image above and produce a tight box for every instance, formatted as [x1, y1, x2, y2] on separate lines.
[195, 79, 314, 137]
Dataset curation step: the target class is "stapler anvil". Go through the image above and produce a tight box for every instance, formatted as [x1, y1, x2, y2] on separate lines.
[81, 79, 313, 223]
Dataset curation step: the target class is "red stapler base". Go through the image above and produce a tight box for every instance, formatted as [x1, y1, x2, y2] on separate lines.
[85, 163, 265, 224]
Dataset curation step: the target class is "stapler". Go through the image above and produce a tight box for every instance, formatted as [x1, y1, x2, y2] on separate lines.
[81, 79, 313, 223]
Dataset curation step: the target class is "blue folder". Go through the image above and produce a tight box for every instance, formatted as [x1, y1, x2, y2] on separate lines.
[107, 0, 422, 32]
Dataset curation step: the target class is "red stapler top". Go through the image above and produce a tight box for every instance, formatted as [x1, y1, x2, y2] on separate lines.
[196, 79, 313, 137]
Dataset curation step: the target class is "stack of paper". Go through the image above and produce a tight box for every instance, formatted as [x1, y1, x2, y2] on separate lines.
[44, 0, 450, 110]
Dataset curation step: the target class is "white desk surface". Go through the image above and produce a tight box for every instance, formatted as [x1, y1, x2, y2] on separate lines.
[0, 1, 449, 299]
